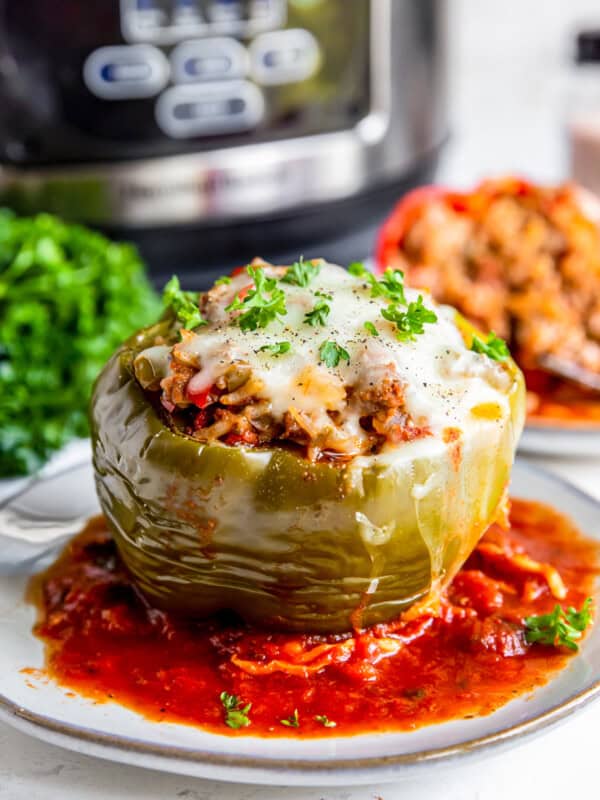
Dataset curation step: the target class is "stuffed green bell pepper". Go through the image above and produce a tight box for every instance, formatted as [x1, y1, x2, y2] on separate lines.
[91, 259, 525, 633]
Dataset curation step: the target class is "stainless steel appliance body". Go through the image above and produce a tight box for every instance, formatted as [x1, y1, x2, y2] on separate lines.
[0, 0, 448, 272]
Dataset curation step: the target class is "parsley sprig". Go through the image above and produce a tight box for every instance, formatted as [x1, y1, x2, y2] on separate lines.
[350, 261, 437, 342]
[373, 267, 407, 305]
[259, 341, 291, 356]
[282, 257, 321, 288]
[348, 261, 370, 278]
[319, 340, 350, 368]
[220, 691, 252, 729]
[280, 709, 300, 728]
[163, 275, 206, 330]
[471, 331, 510, 362]
[226, 266, 287, 332]
[304, 298, 331, 327]
[525, 598, 593, 651]
[348, 262, 406, 304]
[381, 296, 438, 341]
[315, 714, 336, 728]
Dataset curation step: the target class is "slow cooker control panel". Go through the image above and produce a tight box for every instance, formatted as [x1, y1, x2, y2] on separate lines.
[0, 0, 371, 165]
[82, 0, 320, 138]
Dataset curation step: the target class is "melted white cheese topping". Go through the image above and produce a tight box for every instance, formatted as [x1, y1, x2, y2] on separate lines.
[167, 262, 511, 443]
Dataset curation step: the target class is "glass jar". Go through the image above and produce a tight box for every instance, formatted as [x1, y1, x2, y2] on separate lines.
[567, 30, 600, 196]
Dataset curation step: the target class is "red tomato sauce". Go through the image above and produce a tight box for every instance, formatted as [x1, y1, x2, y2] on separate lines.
[28, 499, 598, 737]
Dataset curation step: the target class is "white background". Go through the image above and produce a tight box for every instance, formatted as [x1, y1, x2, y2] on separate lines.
[439, 0, 597, 187]
[3, 0, 600, 797]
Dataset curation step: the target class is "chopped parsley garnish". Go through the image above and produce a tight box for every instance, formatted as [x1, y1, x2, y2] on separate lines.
[381, 295, 438, 341]
[348, 261, 368, 277]
[315, 715, 336, 728]
[214, 275, 232, 286]
[525, 598, 593, 651]
[364, 321, 379, 336]
[0, 210, 160, 476]
[163, 275, 206, 330]
[304, 298, 331, 327]
[372, 267, 407, 305]
[258, 341, 291, 356]
[226, 266, 287, 332]
[220, 691, 252, 729]
[471, 331, 510, 362]
[348, 262, 406, 304]
[319, 340, 350, 368]
[280, 709, 300, 728]
[348, 261, 379, 296]
[282, 256, 321, 288]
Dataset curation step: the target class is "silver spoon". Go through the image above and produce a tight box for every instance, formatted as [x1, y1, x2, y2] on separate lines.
[537, 354, 600, 394]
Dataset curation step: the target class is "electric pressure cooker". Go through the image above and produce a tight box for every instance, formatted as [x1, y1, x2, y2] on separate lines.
[0, 0, 448, 275]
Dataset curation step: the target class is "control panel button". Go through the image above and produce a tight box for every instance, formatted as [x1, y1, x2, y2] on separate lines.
[132, 0, 169, 32]
[250, 29, 320, 86]
[250, 0, 279, 21]
[83, 45, 169, 100]
[208, 0, 243, 25]
[171, 38, 249, 83]
[120, 0, 286, 44]
[155, 81, 265, 138]
[172, 0, 204, 27]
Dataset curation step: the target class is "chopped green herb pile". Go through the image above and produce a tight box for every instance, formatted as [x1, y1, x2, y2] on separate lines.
[220, 691, 252, 729]
[471, 331, 510, 362]
[0, 210, 160, 476]
[525, 598, 593, 651]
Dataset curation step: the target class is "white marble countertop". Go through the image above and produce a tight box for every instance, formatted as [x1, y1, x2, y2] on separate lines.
[0, 692, 598, 800]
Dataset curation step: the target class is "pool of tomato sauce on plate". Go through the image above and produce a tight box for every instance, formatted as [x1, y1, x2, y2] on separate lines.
[26, 498, 598, 737]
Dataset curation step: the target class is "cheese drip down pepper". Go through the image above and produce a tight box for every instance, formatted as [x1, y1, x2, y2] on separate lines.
[91, 260, 525, 633]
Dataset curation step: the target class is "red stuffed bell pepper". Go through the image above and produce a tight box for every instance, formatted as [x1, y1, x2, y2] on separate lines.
[375, 177, 600, 423]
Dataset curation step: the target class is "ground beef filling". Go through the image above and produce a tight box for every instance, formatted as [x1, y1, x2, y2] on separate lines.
[150, 355, 429, 461]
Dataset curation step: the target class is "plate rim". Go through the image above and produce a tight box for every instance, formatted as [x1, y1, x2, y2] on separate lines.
[1, 461, 600, 782]
[0, 672, 599, 780]
[525, 421, 600, 435]
[519, 423, 600, 457]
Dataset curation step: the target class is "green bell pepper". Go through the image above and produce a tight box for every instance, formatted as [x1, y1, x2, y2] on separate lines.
[91, 313, 525, 633]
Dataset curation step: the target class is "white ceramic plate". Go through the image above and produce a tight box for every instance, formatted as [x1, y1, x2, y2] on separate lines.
[0, 458, 599, 786]
[519, 423, 600, 458]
